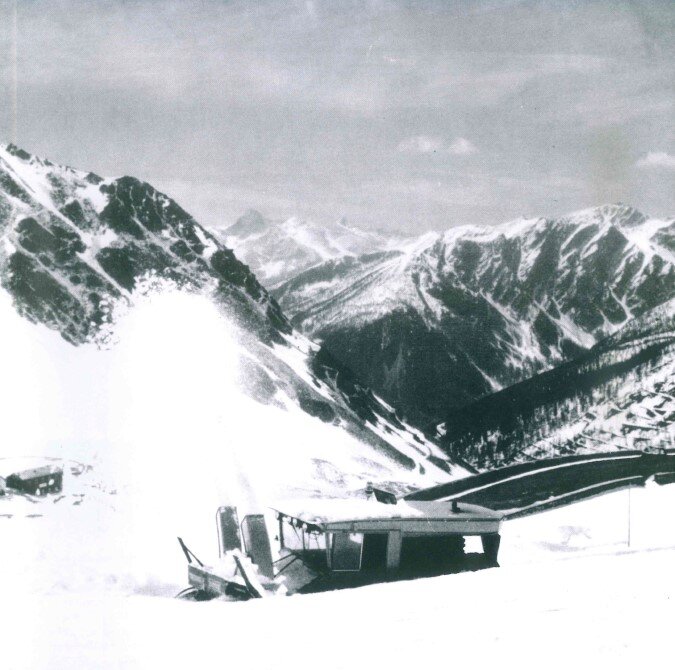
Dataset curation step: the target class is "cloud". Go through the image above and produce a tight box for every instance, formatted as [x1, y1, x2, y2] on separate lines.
[636, 151, 675, 170]
[397, 135, 445, 154]
[448, 137, 478, 155]
[398, 135, 478, 156]
[4, 0, 673, 231]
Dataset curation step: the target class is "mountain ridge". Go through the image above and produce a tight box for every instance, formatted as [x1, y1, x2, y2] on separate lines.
[271, 203, 674, 424]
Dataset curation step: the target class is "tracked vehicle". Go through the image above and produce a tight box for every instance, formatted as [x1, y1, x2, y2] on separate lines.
[177, 488, 503, 601]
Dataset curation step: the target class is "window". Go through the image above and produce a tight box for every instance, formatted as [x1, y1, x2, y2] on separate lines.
[278, 516, 326, 552]
[331, 533, 363, 571]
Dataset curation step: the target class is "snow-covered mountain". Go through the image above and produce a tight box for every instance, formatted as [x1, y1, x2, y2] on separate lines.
[273, 205, 675, 424]
[220, 209, 406, 286]
[439, 296, 675, 469]
[0, 144, 464, 491]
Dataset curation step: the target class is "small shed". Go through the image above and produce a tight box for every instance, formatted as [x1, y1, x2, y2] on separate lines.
[6, 465, 63, 496]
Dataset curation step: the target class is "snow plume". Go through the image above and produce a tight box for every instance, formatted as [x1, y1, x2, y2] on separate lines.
[0, 280, 262, 590]
[1, 278, 436, 593]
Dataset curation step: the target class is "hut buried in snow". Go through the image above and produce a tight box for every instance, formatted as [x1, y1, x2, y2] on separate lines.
[6, 465, 63, 496]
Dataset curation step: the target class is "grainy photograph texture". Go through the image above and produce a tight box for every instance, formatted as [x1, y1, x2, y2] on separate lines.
[0, 1, 673, 668]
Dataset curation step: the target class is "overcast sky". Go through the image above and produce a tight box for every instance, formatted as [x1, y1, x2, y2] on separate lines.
[0, 0, 672, 232]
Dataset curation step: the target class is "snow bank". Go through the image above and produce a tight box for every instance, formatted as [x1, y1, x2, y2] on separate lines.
[3, 485, 674, 670]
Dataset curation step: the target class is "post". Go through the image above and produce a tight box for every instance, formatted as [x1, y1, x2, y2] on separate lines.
[481, 534, 501, 566]
[627, 486, 631, 548]
[386, 531, 402, 574]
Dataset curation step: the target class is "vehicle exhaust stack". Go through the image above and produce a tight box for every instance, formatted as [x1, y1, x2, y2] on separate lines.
[216, 506, 242, 557]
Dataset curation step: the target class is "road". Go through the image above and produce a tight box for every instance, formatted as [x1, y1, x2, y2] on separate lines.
[405, 450, 675, 518]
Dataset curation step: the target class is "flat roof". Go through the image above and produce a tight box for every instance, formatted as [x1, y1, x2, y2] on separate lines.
[272, 498, 503, 531]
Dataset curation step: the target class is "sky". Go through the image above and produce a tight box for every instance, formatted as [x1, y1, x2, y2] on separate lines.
[0, 0, 672, 233]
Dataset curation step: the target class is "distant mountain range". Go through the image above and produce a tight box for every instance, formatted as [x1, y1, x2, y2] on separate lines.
[0, 144, 463, 490]
[256, 205, 674, 424]
[220, 209, 408, 286]
[2, 143, 672, 479]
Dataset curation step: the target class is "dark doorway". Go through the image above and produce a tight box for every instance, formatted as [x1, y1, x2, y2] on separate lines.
[361, 534, 388, 571]
[399, 535, 465, 576]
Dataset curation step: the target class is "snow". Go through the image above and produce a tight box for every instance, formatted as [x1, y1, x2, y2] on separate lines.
[192, 224, 219, 260]
[272, 497, 501, 525]
[433, 453, 643, 503]
[1, 288, 674, 667]
[0, 146, 65, 216]
[0, 275, 438, 518]
[2, 473, 674, 668]
[620, 217, 675, 266]
[0, 145, 108, 228]
[78, 179, 110, 214]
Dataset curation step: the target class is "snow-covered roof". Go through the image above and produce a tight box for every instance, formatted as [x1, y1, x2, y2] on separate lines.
[272, 497, 503, 530]
[7, 465, 63, 481]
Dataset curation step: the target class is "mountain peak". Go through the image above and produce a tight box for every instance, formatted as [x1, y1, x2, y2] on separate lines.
[225, 209, 268, 237]
[564, 203, 648, 228]
[0, 149, 291, 343]
[0, 143, 104, 187]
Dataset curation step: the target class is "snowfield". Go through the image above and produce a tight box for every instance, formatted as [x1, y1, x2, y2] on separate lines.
[2, 483, 674, 669]
[2, 285, 674, 669]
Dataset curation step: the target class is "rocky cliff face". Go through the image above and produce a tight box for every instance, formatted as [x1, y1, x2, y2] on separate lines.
[0, 144, 289, 346]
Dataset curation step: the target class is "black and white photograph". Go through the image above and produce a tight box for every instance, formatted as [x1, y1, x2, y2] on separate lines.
[0, 1, 673, 667]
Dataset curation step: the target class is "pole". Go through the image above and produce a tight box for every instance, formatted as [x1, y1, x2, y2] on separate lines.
[627, 485, 631, 548]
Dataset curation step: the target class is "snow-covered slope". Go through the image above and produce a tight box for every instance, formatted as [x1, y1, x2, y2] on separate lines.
[440, 297, 675, 469]
[274, 204, 675, 423]
[220, 209, 407, 286]
[0, 144, 464, 489]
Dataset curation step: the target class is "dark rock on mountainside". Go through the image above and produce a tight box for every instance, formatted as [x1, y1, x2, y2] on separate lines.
[0, 144, 289, 344]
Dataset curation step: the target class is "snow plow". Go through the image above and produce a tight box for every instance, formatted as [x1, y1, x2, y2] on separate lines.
[177, 488, 504, 601]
